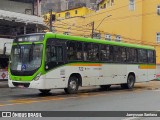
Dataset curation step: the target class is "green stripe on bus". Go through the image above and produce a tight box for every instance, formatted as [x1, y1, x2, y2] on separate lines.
[45, 33, 154, 50]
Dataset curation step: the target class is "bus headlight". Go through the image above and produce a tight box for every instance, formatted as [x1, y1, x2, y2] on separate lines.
[34, 73, 41, 81]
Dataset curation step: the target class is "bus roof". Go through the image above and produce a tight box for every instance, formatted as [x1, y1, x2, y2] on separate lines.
[45, 32, 154, 50]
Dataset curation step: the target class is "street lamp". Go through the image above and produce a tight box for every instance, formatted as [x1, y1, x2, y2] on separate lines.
[95, 14, 112, 30]
[91, 15, 112, 38]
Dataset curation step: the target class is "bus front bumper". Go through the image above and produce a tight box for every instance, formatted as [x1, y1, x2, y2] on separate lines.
[8, 77, 46, 89]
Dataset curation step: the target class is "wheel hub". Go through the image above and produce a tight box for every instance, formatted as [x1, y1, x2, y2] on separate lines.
[69, 81, 77, 90]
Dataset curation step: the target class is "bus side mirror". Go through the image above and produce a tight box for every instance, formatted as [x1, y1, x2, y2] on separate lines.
[3, 46, 6, 55]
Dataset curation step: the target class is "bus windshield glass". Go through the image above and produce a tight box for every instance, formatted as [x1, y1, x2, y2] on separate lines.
[14, 34, 44, 42]
[10, 44, 43, 71]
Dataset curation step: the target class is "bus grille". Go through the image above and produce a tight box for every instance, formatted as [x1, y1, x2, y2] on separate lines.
[12, 82, 30, 88]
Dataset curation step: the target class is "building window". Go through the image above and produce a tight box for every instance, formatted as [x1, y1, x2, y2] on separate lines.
[129, 0, 135, 11]
[105, 34, 111, 40]
[51, 15, 56, 21]
[157, 5, 160, 15]
[104, 3, 106, 8]
[64, 32, 69, 35]
[111, 0, 114, 6]
[43, 15, 48, 20]
[115, 35, 121, 41]
[65, 12, 70, 18]
[93, 32, 101, 39]
[157, 33, 160, 43]
[107, 0, 110, 7]
[75, 10, 78, 14]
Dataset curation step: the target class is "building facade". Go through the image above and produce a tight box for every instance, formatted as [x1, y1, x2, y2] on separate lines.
[41, 0, 97, 14]
[0, 0, 45, 54]
[53, 7, 95, 37]
[52, 0, 160, 64]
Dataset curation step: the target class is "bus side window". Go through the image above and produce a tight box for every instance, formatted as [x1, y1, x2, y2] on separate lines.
[109, 46, 114, 62]
[83, 43, 91, 61]
[46, 45, 51, 62]
[126, 48, 137, 63]
[138, 49, 147, 63]
[100, 44, 109, 61]
[67, 41, 77, 61]
[148, 50, 154, 63]
[76, 42, 83, 60]
[57, 46, 63, 61]
[114, 46, 121, 62]
[92, 44, 99, 61]
[83, 52, 87, 61]
[121, 47, 126, 62]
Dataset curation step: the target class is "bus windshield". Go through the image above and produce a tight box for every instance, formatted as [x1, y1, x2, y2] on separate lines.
[10, 44, 43, 72]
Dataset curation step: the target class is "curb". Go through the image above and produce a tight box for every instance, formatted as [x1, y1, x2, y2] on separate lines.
[0, 81, 8, 88]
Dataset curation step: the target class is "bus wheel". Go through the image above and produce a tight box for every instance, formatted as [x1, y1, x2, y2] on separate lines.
[100, 85, 111, 90]
[121, 74, 135, 89]
[64, 76, 79, 94]
[39, 89, 51, 94]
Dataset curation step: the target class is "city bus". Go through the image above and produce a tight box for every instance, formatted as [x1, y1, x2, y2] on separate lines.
[8, 32, 156, 94]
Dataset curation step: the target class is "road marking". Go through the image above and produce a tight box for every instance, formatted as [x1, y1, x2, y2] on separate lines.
[0, 97, 67, 107]
[0, 93, 113, 107]
[0, 87, 154, 107]
[0, 91, 140, 107]
[151, 90, 160, 92]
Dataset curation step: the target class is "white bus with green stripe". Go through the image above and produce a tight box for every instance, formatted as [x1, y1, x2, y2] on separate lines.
[8, 32, 156, 94]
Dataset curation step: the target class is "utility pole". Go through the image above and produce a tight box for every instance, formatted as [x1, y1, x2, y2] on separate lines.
[49, 9, 53, 32]
[91, 21, 94, 38]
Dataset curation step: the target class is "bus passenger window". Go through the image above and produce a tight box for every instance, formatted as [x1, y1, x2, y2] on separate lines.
[114, 46, 120, 62]
[77, 52, 81, 60]
[121, 48, 126, 62]
[148, 50, 155, 63]
[84, 43, 91, 61]
[83, 52, 88, 61]
[67, 41, 83, 61]
[126, 48, 137, 63]
[76, 42, 83, 60]
[67, 41, 77, 61]
[138, 49, 147, 63]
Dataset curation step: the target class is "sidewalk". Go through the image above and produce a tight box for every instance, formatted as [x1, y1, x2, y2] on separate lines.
[0, 81, 8, 88]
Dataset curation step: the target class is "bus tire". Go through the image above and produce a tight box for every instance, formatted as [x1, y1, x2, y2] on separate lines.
[39, 89, 51, 94]
[64, 76, 79, 94]
[100, 85, 111, 90]
[121, 74, 135, 89]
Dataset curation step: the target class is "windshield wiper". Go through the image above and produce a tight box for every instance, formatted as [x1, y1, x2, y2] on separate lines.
[16, 43, 22, 60]
[29, 42, 35, 62]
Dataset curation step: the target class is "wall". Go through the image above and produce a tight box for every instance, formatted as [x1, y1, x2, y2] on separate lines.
[142, 0, 160, 63]
[0, 0, 33, 14]
[83, 0, 143, 41]
[53, 0, 160, 64]
[56, 7, 94, 19]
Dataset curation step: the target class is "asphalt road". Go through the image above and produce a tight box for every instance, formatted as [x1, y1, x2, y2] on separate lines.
[0, 80, 160, 120]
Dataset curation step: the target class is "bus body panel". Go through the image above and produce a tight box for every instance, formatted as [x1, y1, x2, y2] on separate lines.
[8, 33, 156, 91]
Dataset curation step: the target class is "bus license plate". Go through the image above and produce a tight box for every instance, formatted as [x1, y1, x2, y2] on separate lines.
[18, 85, 25, 88]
